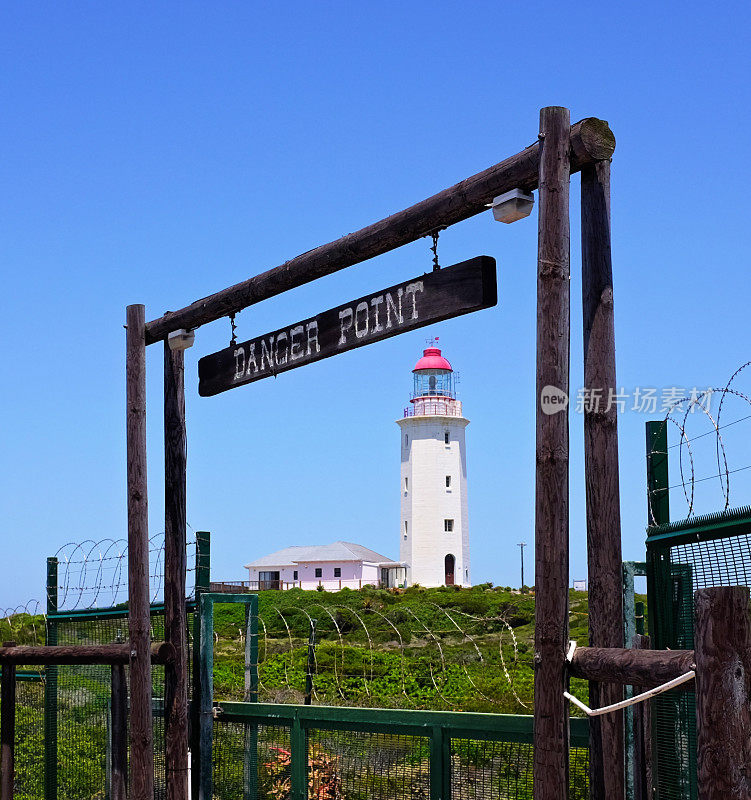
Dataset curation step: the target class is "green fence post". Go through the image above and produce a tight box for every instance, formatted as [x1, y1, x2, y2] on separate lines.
[645, 421, 670, 529]
[290, 712, 307, 800]
[246, 594, 258, 703]
[623, 561, 648, 800]
[192, 532, 210, 800]
[243, 595, 258, 800]
[44, 557, 58, 800]
[635, 601, 645, 636]
[198, 593, 214, 800]
[429, 726, 451, 800]
[646, 421, 670, 648]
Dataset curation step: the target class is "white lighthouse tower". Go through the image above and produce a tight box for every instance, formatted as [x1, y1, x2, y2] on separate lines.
[397, 345, 470, 587]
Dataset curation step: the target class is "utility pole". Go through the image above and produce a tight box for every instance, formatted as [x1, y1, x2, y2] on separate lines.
[518, 542, 526, 588]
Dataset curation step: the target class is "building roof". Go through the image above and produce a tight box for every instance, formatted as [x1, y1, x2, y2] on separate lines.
[244, 541, 395, 569]
[413, 347, 452, 372]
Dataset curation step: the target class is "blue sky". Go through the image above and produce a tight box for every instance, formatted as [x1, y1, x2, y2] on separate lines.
[1, 2, 750, 607]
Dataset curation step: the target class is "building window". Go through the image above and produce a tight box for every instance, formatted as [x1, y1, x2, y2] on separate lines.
[259, 571, 280, 590]
[444, 519, 454, 532]
[315, 568, 322, 578]
[334, 567, 341, 578]
[444, 431, 450, 444]
[293, 570, 298, 581]
[445, 475, 451, 488]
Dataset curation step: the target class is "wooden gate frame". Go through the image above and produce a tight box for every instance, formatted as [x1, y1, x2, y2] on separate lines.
[125, 106, 623, 800]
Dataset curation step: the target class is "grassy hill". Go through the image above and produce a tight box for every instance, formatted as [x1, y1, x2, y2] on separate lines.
[210, 583, 620, 715]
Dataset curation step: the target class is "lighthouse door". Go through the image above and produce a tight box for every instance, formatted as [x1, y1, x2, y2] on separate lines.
[444, 554, 455, 586]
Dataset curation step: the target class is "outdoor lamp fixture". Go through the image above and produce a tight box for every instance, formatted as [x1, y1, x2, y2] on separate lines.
[168, 328, 195, 351]
[489, 188, 535, 223]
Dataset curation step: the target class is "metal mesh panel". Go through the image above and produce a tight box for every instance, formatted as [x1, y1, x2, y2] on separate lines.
[3, 679, 46, 800]
[308, 729, 429, 800]
[452, 737, 531, 799]
[47, 610, 195, 800]
[213, 720, 291, 800]
[449, 738, 589, 800]
[54, 618, 122, 800]
[650, 527, 751, 800]
[569, 746, 591, 800]
[211, 718, 590, 800]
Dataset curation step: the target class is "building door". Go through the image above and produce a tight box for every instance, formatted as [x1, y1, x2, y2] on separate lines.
[444, 554, 455, 586]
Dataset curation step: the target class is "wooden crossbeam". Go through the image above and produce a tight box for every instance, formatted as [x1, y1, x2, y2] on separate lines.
[0, 642, 174, 665]
[569, 647, 695, 687]
[144, 118, 615, 344]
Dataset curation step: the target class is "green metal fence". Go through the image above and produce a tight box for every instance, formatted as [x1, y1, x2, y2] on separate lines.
[0, 671, 45, 800]
[10, 525, 596, 799]
[198, 589, 590, 799]
[39, 531, 211, 800]
[212, 702, 590, 800]
[645, 419, 751, 800]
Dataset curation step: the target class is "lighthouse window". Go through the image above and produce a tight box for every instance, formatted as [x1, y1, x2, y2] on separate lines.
[444, 519, 454, 532]
[444, 431, 450, 444]
[404, 521, 408, 533]
[445, 475, 451, 488]
[405, 434, 409, 445]
[405, 477, 408, 490]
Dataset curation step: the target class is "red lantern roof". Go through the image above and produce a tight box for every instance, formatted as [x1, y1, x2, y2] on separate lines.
[413, 347, 453, 372]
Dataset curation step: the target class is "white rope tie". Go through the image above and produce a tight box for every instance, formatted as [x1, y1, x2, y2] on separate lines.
[563, 640, 696, 717]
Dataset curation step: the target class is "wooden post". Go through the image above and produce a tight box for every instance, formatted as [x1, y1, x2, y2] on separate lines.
[631, 634, 653, 800]
[581, 157, 624, 800]
[126, 303, 154, 800]
[164, 342, 189, 800]
[694, 586, 751, 799]
[534, 105, 571, 800]
[110, 664, 128, 800]
[1, 643, 16, 800]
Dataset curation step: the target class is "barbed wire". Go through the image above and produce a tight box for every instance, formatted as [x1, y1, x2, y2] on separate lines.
[52, 533, 199, 611]
[647, 362, 751, 525]
[216, 598, 534, 711]
[0, 601, 46, 647]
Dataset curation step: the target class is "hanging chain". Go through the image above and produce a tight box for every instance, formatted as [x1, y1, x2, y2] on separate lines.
[427, 227, 446, 271]
[229, 313, 237, 346]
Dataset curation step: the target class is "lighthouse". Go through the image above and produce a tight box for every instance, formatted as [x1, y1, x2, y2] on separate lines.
[397, 345, 470, 587]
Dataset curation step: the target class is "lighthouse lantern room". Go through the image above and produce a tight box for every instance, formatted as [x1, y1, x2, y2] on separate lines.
[397, 345, 471, 587]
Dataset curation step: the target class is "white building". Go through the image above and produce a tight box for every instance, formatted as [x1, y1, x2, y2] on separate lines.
[396, 346, 470, 587]
[243, 542, 406, 590]
[240, 345, 471, 591]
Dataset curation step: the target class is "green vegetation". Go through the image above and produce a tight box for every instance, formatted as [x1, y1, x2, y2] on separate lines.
[1, 586, 647, 798]
[210, 584, 635, 714]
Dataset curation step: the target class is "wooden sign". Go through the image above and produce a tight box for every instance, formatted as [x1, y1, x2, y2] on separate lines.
[198, 255, 496, 397]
